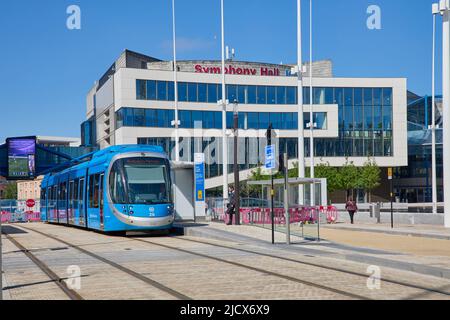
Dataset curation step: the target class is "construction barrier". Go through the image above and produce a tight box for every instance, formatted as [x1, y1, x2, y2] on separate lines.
[0, 210, 41, 223]
[217, 206, 338, 225]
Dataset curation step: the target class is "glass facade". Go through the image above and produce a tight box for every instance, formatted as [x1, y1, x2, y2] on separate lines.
[395, 95, 444, 204]
[136, 79, 299, 105]
[116, 107, 329, 131]
[125, 83, 395, 179]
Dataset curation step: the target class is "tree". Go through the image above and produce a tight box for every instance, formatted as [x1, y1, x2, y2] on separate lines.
[315, 162, 340, 194]
[339, 159, 360, 199]
[4, 182, 17, 200]
[360, 158, 381, 202]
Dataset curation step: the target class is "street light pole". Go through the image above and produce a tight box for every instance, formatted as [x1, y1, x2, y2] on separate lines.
[297, 0, 305, 204]
[0, 208, 3, 300]
[441, 0, 450, 228]
[432, 3, 439, 214]
[309, 0, 315, 208]
[233, 99, 240, 225]
[172, 0, 180, 162]
[220, 0, 229, 203]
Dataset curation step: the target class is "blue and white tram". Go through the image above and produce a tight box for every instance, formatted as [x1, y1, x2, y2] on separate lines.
[40, 145, 174, 232]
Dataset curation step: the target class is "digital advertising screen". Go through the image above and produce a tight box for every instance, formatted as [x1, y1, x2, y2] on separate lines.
[7, 137, 36, 179]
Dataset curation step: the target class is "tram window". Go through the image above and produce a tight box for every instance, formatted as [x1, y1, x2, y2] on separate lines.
[89, 175, 100, 208]
[99, 174, 104, 209]
[109, 162, 127, 204]
[74, 179, 79, 209]
[79, 178, 85, 211]
[69, 181, 74, 208]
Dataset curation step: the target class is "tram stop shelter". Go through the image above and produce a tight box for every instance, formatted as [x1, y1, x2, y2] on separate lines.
[171, 161, 205, 222]
[247, 177, 328, 244]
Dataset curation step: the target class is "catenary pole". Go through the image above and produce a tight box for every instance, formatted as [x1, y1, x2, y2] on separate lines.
[0, 203, 3, 300]
[172, 0, 180, 162]
[297, 0, 305, 204]
[442, 1, 450, 228]
[432, 6, 438, 214]
[309, 0, 315, 208]
[221, 0, 229, 202]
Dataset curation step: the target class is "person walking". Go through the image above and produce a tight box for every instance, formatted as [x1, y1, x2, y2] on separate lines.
[345, 196, 358, 224]
[226, 186, 235, 225]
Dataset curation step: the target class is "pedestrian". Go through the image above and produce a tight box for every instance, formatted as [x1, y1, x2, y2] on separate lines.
[345, 196, 358, 224]
[226, 186, 235, 225]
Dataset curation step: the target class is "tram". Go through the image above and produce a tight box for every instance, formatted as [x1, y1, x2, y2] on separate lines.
[40, 145, 174, 232]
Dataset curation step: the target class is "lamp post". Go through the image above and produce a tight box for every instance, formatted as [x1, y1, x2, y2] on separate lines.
[439, 0, 450, 228]
[233, 99, 240, 225]
[171, 0, 180, 162]
[0, 205, 2, 300]
[432, 3, 439, 214]
[309, 0, 315, 208]
[297, 0, 305, 204]
[220, 0, 229, 203]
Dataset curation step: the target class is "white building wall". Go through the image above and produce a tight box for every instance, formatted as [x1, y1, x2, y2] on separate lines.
[111, 68, 407, 169]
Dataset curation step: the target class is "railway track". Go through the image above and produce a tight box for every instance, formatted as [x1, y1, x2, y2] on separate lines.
[3, 233, 83, 300]
[7, 224, 450, 300]
[170, 236, 450, 297]
[10, 225, 367, 300]
[5, 226, 191, 300]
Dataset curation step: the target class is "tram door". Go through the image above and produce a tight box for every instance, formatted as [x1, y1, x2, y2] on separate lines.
[88, 173, 104, 230]
[99, 174, 104, 228]
[79, 177, 86, 227]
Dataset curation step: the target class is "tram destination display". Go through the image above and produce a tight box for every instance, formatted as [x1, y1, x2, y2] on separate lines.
[6, 137, 36, 180]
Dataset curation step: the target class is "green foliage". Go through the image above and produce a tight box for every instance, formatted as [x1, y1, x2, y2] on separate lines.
[360, 158, 381, 201]
[247, 158, 381, 200]
[339, 159, 360, 195]
[4, 182, 17, 200]
[315, 162, 340, 193]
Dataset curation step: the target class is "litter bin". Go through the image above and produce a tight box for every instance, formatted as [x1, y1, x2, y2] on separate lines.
[369, 203, 381, 223]
[374, 203, 381, 223]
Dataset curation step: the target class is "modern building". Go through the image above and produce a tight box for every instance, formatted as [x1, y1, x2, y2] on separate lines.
[394, 93, 443, 204]
[82, 49, 408, 202]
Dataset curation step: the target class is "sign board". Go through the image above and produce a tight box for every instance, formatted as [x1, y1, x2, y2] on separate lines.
[388, 167, 393, 180]
[6, 137, 36, 180]
[194, 153, 206, 202]
[26, 199, 36, 208]
[265, 145, 276, 170]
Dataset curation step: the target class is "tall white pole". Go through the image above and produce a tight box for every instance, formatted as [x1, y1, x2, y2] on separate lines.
[221, 0, 229, 200]
[297, 0, 305, 204]
[309, 0, 314, 207]
[172, 0, 180, 162]
[442, 2, 450, 228]
[432, 9, 437, 214]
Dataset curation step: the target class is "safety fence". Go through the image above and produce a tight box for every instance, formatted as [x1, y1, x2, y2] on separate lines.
[0, 199, 41, 223]
[217, 206, 338, 225]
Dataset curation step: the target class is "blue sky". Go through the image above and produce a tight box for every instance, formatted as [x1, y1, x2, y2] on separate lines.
[0, 0, 442, 142]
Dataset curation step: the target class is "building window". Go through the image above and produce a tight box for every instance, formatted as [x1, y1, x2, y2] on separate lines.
[146, 80, 157, 100]
[188, 83, 197, 102]
[157, 81, 167, 101]
[136, 80, 146, 100]
[198, 83, 207, 102]
[207, 84, 218, 103]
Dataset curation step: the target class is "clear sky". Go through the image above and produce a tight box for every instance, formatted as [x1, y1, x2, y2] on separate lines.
[0, 0, 442, 143]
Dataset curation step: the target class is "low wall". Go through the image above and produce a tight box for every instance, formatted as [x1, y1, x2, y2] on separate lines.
[338, 210, 444, 225]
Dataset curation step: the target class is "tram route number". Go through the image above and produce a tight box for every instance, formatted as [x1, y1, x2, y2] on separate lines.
[180, 304, 270, 318]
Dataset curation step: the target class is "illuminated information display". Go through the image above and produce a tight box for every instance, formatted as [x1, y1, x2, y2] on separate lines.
[7, 137, 36, 179]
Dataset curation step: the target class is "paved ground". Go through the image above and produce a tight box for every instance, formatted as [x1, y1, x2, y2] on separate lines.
[1, 222, 450, 300]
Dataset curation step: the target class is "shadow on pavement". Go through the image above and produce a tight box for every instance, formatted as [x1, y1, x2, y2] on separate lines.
[1, 225, 28, 235]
